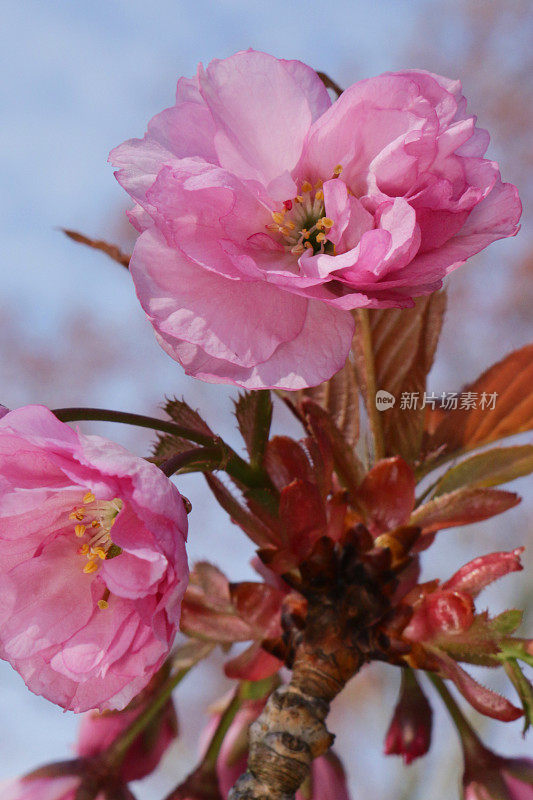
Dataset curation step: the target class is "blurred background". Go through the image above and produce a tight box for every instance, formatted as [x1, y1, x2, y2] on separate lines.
[0, 1, 532, 797]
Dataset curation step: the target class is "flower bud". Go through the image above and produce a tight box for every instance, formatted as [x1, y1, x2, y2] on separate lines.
[1, 762, 138, 800]
[462, 740, 533, 799]
[384, 669, 432, 765]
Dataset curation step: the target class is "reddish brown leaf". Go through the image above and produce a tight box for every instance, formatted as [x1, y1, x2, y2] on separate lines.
[264, 436, 313, 491]
[279, 479, 327, 558]
[353, 293, 446, 463]
[229, 582, 284, 638]
[62, 229, 130, 267]
[424, 344, 533, 458]
[355, 457, 416, 534]
[180, 563, 253, 643]
[224, 642, 282, 681]
[410, 488, 521, 535]
[204, 474, 278, 547]
[302, 399, 364, 490]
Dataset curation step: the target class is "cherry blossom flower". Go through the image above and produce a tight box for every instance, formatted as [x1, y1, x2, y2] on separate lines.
[111, 50, 521, 389]
[0, 405, 188, 712]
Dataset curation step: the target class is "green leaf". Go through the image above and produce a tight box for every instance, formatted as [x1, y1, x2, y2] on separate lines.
[491, 609, 524, 636]
[434, 445, 533, 497]
[234, 390, 272, 465]
[504, 658, 533, 734]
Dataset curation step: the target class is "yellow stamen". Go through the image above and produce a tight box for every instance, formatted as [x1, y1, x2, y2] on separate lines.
[266, 222, 279, 231]
[70, 509, 85, 521]
[97, 600, 109, 610]
[321, 217, 334, 229]
[333, 164, 343, 176]
[301, 229, 309, 239]
[301, 181, 313, 193]
[279, 226, 291, 236]
[316, 232, 326, 243]
[75, 524, 86, 538]
[295, 195, 304, 203]
[291, 243, 305, 254]
[304, 242, 314, 250]
[271, 211, 285, 225]
[91, 520, 100, 528]
[78, 544, 89, 555]
[93, 547, 107, 560]
[315, 179, 323, 189]
[83, 561, 99, 574]
[83, 492, 96, 504]
[315, 190, 324, 201]
[284, 220, 296, 230]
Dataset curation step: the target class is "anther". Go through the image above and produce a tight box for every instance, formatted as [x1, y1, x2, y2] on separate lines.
[333, 164, 343, 176]
[271, 211, 285, 225]
[83, 492, 96, 504]
[301, 181, 313, 193]
[315, 190, 324, 201]
[316, 232, 326, 243]
[75, 524, 86, 538]
[97, 600, 109, 610]
[83, 561, 99, 574]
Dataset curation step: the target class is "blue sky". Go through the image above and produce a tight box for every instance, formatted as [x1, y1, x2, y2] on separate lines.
[1, 2, 531, 798]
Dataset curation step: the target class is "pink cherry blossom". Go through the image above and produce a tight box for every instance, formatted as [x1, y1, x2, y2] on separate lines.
[0, 405, 189, 713]
[111, 50, 521, 389]
[76, 696, 177, 781]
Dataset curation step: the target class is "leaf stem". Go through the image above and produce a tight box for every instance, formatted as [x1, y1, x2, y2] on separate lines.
[357, 310, 385, 461]
[160, 446, 227, 477]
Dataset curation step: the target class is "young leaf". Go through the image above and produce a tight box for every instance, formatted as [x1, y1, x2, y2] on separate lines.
[433, 445, 533, 496]
[353, 293, 446, 463]
[410, 487, 520, 535]
[234, 390, 273, 465]
[204, 474, 278, 547]
[504, 659, 533, 733]
[279, 357, 359, 449]
[424, 344, 533, 458]
[302, 399, 364, 490]
[164, 397, 214, 437]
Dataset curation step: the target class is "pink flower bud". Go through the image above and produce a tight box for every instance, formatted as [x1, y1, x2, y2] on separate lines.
[462, 740, 533, 799]
[384, 670, 432, 765]
[1, 767, 138, 800]
[0, 405, 189, 712]
[76, 697, 177, 782]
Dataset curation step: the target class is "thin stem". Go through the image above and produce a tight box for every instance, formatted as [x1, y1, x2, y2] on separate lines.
[104, 666, 190, 769]
[52, 406, 266, 488]
[202, 688, 243, 770]
[357, 310, 385, 462]
[428, 673, 481, 754]
[53, 407, 215, 447]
